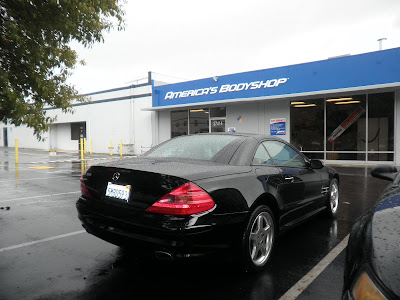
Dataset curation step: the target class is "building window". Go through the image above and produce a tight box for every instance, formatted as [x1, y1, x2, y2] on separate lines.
[171, 110, 188, 138]
[71, 122, 86, 140]
[290, 92, 394, 162]
[367, 92, 394, 161]
[326, 94, 366, 160]
[290, 98, 324, 159]
[189, 108, 209, 134]
[171, 107, 226, 136]
[211, 119, 225, 132]
[210, 107, 226, 118]
[210, 107, 226, 132]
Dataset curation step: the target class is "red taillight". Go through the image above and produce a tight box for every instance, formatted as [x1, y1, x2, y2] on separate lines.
[80, 175, 92, 199]
[146, 182, 215, 215]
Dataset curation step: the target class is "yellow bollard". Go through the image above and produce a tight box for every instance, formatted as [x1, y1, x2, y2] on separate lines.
[81, 161, 88, 175]
[15, 139, 18, 165]
[90, 138, 92, 155]
[80, 138, 84, 160]
[84, 138, 87, 154]
[120, 139, 123, 157]
[16, 163, 19, 183]
[110, 139, 113, 156]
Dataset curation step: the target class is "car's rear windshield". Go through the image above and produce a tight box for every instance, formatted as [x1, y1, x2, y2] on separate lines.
[145, 135, 240, 161]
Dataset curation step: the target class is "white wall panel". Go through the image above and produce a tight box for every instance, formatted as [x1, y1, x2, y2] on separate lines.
[133, 97, 154, 154]
[226, 103, 260, 134]
[158, 110, 171, 144]
[0, 85, 154, 155]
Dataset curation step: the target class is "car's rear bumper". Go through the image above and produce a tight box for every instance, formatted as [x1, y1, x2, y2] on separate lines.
[76, 197, 247, 259]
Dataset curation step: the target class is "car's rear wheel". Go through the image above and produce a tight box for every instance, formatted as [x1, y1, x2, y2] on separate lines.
[240, 205, 275, 272]
[326, 178, 339, 217]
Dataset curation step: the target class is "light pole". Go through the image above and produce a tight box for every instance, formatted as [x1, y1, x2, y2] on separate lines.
[377, 38, 387, 50]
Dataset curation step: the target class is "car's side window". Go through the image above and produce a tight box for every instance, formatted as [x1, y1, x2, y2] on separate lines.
[262, 141, 305, 167]
[252, 144, 274, 165]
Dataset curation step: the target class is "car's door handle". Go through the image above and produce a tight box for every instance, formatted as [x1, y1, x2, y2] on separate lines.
[284, 176, 294, 182]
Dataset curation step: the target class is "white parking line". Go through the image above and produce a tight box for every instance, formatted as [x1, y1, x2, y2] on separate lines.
[0, 175, 73, 183]
[17, 157, 112, 165]
[0, 158, 107, 167]
[0, 230, 86, 253]
[279, 234, 349, 300]
[20, 199, 76, 207]
[0, 191, 80, 204]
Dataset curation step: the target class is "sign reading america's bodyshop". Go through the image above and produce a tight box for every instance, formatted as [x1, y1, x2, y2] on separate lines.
[152, 48, 400, 108]
[164, 78, 289, 100]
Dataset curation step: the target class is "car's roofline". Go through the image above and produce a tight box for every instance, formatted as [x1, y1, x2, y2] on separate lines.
[186, 132, 283, 141]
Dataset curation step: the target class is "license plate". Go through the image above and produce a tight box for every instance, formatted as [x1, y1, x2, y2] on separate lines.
[105, 182, 131, 202]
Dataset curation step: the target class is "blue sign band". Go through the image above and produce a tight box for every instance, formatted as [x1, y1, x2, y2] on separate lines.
[152, 48, 400, 108]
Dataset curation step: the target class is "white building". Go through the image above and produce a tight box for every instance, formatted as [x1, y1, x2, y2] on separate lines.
[1, 73, 157, 156]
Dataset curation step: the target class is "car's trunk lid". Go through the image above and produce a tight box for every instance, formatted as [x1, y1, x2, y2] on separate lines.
[83, 157, 251, 210]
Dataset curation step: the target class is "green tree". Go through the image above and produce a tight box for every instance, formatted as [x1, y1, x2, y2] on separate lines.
[0, 0, 125, 139]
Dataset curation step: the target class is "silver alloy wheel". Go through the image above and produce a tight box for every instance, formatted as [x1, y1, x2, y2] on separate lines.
[330, 181, 339, 214]
[249, 211, 274, 266]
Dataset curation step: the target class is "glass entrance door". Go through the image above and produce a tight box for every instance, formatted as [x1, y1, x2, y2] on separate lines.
[189, 108, 209, 134]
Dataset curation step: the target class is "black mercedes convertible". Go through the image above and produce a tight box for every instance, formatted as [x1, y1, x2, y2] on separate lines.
[76, 133, 339, 271]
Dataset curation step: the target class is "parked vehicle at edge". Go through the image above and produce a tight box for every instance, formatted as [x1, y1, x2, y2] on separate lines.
[343, 165, 400, 299]
[76, 133, 339, 271]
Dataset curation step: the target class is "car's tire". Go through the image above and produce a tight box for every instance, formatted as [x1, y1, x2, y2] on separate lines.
[326, 178, 339, 217]
[239, 205, 276, 272]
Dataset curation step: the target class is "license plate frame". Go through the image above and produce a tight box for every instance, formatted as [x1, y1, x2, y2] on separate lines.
[105, 182, 131, 202]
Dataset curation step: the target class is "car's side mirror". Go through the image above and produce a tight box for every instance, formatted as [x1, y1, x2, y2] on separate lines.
[309, 159, 324, 169]
[371, 165, 398, 181]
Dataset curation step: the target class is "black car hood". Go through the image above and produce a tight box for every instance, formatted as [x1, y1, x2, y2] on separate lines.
[98, 157, 252, 181]
[371, 193, 400, 296]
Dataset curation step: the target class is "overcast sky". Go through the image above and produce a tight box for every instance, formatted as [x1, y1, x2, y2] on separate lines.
[67, 0, 400, 94]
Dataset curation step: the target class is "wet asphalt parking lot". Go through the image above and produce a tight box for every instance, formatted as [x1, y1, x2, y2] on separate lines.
[0, 147, 390, 300]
